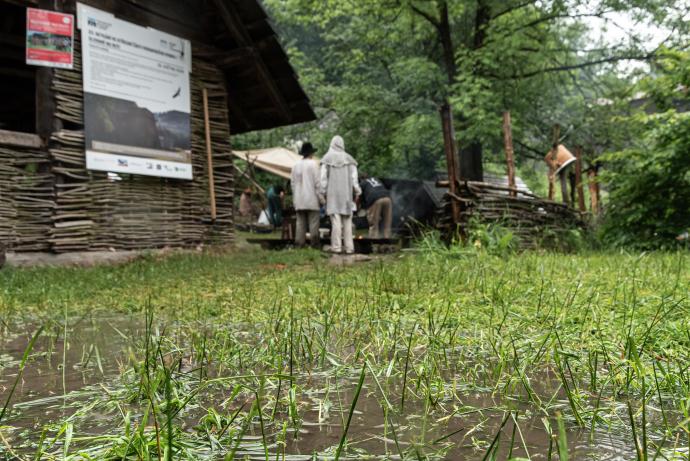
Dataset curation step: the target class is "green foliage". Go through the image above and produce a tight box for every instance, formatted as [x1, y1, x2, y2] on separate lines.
[467, 219, 519, 255]
[599, 50, 690, 249]
[231, 1, 690, 249]
[538, 226, 591, 252]
[2, 249, 690, 458]
[239, 0, 688, 185]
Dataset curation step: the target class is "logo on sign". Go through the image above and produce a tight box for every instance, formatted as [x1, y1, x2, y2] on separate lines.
[88, 17, 111, 30]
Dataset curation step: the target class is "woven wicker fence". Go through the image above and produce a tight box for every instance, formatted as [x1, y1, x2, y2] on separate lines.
[437, 181, 589, 249]
[0, 38, 234, 253]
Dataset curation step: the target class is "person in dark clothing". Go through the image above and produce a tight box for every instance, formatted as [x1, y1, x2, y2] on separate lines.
[266, 185, 285, 228]
[359, 175, 393, 239]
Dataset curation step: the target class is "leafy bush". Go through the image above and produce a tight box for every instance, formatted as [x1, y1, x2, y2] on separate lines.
[467, 219, 519, 255]
[599, 51, 690, 249]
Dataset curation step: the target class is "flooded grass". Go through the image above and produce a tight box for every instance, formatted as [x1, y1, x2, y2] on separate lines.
[0, 246, 689, 459]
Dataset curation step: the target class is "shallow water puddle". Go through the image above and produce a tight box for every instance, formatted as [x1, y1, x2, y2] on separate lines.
[0, 315, 648, 459]
[0, 316, 136, 430]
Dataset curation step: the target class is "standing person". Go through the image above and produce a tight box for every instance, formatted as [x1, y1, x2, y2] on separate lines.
[291, 142, 322, 248]
[320, 135, 361, 254]
[265, 184, 284, 228]
[239, 188, 257, 219]
[360, 174, 393, 239]
[237, 187, 258, 229]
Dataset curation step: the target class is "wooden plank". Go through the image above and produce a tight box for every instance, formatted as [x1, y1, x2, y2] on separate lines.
[0, 130, 42, 148]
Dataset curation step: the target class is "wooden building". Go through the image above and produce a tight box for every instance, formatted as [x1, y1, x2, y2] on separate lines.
[0, 0, 314, 252]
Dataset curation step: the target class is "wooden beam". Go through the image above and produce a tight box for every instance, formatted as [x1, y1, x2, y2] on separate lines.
[211, 0, 292, 123]
[2, 0, 39, 7]
[0, 129, 42, 148]
[75, 0, 208, 43]
[216, 47, 256, 68]
[202, 88, 217, 221]
[210, 0, 252, 45]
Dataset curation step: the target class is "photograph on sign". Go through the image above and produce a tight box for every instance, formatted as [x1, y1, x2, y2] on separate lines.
[77, 3, 193, 180]
[26, 8, 74, 69]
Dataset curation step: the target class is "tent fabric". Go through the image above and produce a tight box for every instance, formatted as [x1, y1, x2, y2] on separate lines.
[233, 148, 304, 179]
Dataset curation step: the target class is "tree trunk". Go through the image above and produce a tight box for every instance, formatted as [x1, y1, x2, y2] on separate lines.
[502, 111, 516, 196]
[438, 1, 456, 86]
[459, 142, 483, 181]
[575, 146, 586, 211]
[425, 0, 485, 183]
[455, 0, 491, 182]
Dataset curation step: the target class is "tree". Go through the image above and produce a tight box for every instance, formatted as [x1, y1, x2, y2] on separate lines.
[241, 0, 688, 183]
[598, 49, 690, 248]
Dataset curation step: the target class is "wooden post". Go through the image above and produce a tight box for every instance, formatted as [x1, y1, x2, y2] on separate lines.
[548, 124, 560, 201]
[559, 172, 569, 206]
[588, 168, 600, 215]
[202, 88, 217, 221]
[502, 111, 516, 197]
[575, 146, 586, 212]
[440, 103, 460, 226]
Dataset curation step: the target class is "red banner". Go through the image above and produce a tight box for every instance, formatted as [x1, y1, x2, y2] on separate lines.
[26, 8, 74, 69]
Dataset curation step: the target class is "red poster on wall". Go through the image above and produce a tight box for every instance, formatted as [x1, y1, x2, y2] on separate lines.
[26, 8, 74, 69]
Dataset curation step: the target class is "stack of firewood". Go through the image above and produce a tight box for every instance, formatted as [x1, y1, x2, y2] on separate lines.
[437, 181, 588, 248]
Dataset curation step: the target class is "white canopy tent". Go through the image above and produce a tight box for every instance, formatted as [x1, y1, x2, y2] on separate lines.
[232, 147, 305, 180]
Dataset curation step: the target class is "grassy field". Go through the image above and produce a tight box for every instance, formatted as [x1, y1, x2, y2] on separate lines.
[0, 245, 689, 460]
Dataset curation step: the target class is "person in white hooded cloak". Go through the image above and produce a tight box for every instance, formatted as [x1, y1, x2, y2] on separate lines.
[320, 136, 361, 254]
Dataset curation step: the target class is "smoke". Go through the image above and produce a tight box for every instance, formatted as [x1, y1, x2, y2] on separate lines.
[383, 178, 441, 231]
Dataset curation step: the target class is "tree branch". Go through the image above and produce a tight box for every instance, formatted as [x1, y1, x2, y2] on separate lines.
[514, 139, 545, 161]
[512, 11, 614, 34]
[487, 53, 654, 80]
[409, 3, 440, 29]
[490, 0, 538, 22]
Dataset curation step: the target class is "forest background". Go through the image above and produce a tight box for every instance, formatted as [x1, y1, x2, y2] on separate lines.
[235, 0, 690, 248]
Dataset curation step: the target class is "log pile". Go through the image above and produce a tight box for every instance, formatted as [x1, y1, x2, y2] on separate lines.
[437, 181, 588, 248]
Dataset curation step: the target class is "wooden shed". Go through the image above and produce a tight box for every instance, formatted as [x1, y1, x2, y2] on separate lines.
[0, 0, 314, 253]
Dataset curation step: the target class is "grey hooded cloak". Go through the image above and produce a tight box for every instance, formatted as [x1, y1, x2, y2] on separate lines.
[320, 136, 361, 216]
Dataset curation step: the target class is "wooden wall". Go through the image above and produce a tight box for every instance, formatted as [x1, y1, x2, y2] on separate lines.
[0, 143, 53, 252]
[0, 36, 235, 253]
